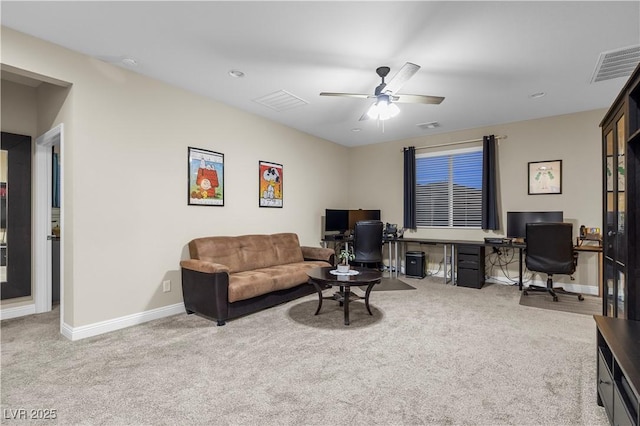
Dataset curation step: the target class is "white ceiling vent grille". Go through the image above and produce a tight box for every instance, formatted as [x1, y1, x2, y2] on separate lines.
[591, 45, 640, 83]
[252, 90, 309, 112]
[417, 121, 440, 130]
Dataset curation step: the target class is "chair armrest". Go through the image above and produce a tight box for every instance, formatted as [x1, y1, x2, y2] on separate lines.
[301, 246, 335, 265]
[180, 259, 230, 274]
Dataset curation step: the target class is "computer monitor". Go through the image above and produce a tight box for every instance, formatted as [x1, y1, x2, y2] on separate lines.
[506, 211, 564, 240]
[325, 209, 349, 233]
[348, 209, 381, 231]
[325, 209, 381, 234]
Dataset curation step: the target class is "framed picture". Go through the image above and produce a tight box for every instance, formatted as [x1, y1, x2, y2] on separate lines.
[528, 159, 562, 195]
[188, 147, 224, 206]
[259, 160, 283, 208]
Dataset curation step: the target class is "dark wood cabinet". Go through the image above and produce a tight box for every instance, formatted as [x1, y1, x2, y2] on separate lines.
[601, 63, 640, 320]
[595, 316, 640, 426]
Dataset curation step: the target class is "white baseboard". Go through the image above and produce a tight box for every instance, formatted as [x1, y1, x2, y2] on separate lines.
[64, 303, 186, 341]
[0, 304, 36, 320]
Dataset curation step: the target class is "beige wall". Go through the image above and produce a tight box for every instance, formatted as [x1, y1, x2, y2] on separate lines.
[1, 27, 348, 327]
[1, 79, 38, 137]
[348, 109, 604, 290]
[0, 25, 606, 331]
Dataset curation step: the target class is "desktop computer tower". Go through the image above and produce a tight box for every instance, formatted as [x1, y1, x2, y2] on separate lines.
[456, 245, 485, 288]
[405, 251, 426, 278]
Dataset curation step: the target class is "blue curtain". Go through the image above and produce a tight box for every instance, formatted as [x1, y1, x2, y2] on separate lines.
[481, 135, 499, 230]
[403, 146, 416, 229]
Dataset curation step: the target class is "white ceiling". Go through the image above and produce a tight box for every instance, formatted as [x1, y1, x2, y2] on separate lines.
[2, 1, 639, 147]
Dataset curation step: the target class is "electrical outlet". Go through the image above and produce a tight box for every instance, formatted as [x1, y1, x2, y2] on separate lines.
[162, 280, 171, 293]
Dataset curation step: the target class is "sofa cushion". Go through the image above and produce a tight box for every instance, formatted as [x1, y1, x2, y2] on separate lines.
[270, 233, 305, 265]
[228, 260, 330, 302]
[189, 233, 304, 273]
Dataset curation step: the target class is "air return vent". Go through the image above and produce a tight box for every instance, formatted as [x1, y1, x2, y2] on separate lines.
[591, 45, 640, 83]
[252, 90, 308, 112]
[416, 121, 440, 130]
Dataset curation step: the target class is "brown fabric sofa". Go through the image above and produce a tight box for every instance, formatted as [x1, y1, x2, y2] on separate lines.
[180, 233, 335, 325]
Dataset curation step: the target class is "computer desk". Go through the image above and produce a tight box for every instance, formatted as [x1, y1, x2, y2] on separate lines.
[323, 235, 602, 293]
[325, 235, 521, 284]
[387, 237, 602, 293]
[386, 237, 525, 285]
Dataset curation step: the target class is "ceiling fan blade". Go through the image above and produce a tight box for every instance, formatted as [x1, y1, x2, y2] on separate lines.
[358, 111, 371, 121]
[382, 62, 420, 95]
[319, 92, 371, 99]
[392, 94, 445, 105]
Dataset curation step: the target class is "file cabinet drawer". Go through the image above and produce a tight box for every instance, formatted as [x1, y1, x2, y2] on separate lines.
[457, 245, 482, 256]
[458, 254, 479, 269]
[598, 350, 614, 418]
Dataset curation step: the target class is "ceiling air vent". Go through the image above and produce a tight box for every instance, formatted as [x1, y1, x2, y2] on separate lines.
[591, 45, 640, 83]
[252, 90, 308, 112]
[417, 121, 440, 130]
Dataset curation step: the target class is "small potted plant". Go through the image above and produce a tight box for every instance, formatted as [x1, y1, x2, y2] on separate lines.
[337, 248, 355, 273]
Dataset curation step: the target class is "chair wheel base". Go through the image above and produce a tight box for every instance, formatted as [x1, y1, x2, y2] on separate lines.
[553, 296, 559, 302]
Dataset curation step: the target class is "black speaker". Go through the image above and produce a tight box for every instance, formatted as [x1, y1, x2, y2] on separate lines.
[405, 251, 426, 278]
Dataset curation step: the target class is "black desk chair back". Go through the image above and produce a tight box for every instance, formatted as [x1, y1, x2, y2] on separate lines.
[352, 220, 384, 270]
[524, 222, 584, 302]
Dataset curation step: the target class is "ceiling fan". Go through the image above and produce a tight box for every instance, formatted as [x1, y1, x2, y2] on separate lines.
[320, 62, 444, 121]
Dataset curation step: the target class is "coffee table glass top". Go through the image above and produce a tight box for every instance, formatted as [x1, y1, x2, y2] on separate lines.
[307, 266, 382, 285]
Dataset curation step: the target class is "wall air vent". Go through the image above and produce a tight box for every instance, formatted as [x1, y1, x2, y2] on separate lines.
[591, 45, 640, 83]
[252, 90, 309, 112]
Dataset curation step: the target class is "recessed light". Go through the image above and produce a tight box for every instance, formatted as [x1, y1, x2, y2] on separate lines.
[351, 128, 361, 132]
[529, 92, 546, 99]
[121, 57, 138, 67]
[228, 69, 245, 78]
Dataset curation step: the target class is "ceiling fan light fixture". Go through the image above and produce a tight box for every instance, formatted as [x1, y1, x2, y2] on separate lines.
[367, 95, 400, 121]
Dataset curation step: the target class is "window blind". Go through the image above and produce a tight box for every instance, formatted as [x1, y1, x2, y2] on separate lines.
[416, 147, 483, 228]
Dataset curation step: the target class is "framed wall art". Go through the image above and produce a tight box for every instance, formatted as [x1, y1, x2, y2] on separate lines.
[188, 147, 224, 206]
[259, 160, 283, 208]
[528, 159, 562, 195]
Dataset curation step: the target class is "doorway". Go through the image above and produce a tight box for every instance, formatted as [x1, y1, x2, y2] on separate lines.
[34, 124, 63, 322]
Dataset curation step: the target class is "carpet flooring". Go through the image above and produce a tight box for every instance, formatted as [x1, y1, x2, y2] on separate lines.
[1, 277, 608, 425]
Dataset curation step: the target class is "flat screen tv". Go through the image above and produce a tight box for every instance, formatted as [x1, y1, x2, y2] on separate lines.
[325, 209, 349, 233]
[506, 211, 564, 240]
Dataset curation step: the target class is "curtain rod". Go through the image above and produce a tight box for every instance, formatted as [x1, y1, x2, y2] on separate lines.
[403, 135, 507, 151]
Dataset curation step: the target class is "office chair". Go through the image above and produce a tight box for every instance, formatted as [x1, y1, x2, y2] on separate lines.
[523, 222, 584, 302]
[351, 220, 384, 270]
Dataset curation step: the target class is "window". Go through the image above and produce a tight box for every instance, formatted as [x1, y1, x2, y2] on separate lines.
[416, 146, 483, 228]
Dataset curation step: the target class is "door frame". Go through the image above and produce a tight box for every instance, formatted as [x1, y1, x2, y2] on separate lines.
[34, 124, 63, 324]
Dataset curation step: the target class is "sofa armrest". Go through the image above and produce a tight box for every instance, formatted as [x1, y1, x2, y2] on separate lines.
[180, 259, 230, 274]
[301, 246, 335, 265]
[180, 266, 230, 325]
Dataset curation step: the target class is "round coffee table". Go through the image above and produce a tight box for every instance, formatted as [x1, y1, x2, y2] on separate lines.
[306, 266, 382, 325]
